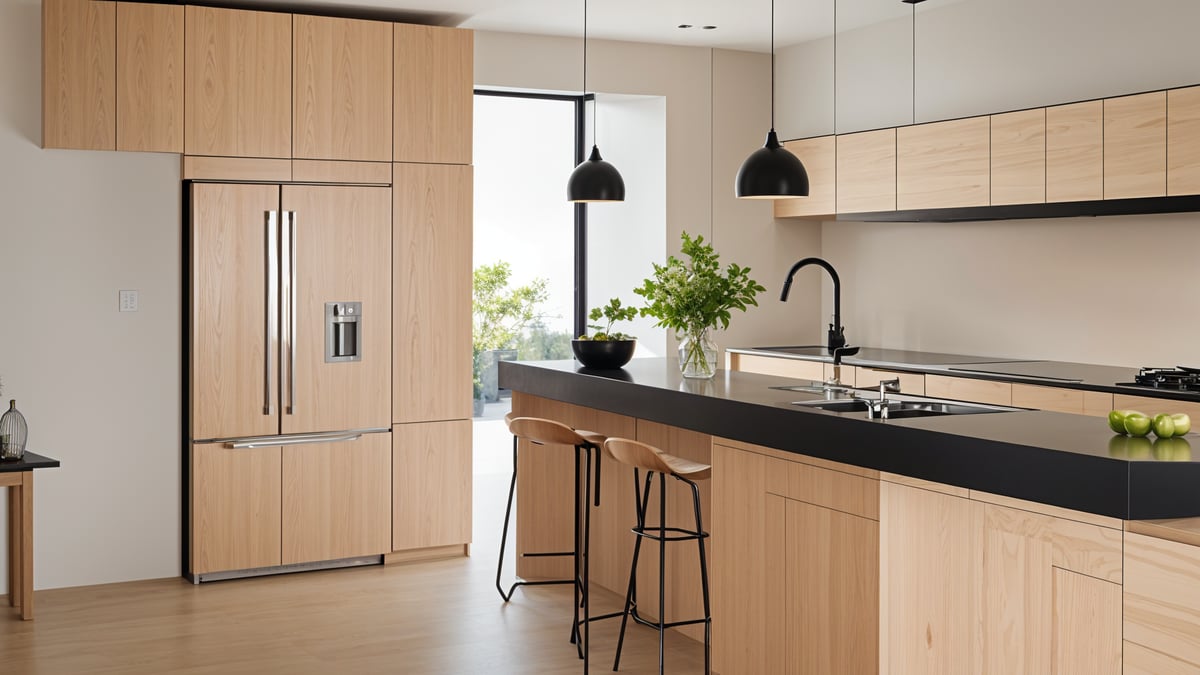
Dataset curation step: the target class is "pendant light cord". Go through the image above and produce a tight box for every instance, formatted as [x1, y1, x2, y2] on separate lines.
[770, 0, 776, 129]
[911, 1, 916, 125]
[832, 0, 836, 134]
[584, 0, 594, 144]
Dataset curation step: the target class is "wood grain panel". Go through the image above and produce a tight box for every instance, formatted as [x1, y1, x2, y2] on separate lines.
[726, 353, 825, 382]
[897, 117, 991, 210]
[191, 442, 282, 574]
[392, 420, 472, 551]
[190, 183, 281, 440]
[855, 367, 924, 396]
[181, 156, 292, 182]
[1125, 530, 1200, 668]
[878, 480, 972, 675]
[292, 160, 391, 184]
[970, 488, 1122, 531]
[880, 473, 969, 499]
[1114, 393, 1200, 421]
[393, 163, 473, 423]
[775, 136, 835, 218]
[1168, 85, 1200, 195]
[836, 129, 896, 213]
[1105, 91, 1167, 199]
[824, 363, 855, 387]
[1046, 101, 1103, 202]
[977, 502, 1122, 585]
[282, 432, 391, 564]
[713, 436, 878, 480]
[1082, 390, 1113, 418]
[293, 15, 393, 161]
[1050, 568, 1121, 675]
[1011, 383, 1083, 415]
[766, 455, 879, 520]
[185, 6, 291, 158]
[394, 24, 473, 164]
[924, 374, 1012, 406]
[1127, 517, 1200, 549]
[1124, 640, 1199, 674]
[281, 185, 392, 434]
[116, 2, 183, 153]
[43, 0, 115, 150]
[991, 108, 1046, 205]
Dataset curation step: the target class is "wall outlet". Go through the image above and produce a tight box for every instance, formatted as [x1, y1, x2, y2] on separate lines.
[119, 290, 139, 312]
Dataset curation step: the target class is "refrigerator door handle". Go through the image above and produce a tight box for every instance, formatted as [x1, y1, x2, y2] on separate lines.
[226, 431, 363, 449]
[264, 211, 278, 416]
[280, 211, 297, 416]
[287, 211, 297, 415]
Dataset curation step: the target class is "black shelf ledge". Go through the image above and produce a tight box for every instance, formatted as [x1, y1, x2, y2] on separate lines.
[837, 194, 1200, 223]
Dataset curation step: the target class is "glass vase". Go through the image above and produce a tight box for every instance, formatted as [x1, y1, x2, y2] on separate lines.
[678, 328, 718, 379]
[0, 399, 28, 461]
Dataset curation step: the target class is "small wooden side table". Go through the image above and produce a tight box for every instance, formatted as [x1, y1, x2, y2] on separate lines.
[2, 452, 60, 620]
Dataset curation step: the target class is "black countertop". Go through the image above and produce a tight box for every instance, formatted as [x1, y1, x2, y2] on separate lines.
[499, 358, 1200, 520]
[0, 452, 60, 472]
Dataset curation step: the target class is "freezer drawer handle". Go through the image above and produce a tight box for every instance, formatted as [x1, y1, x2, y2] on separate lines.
[227, 432, 363, 449]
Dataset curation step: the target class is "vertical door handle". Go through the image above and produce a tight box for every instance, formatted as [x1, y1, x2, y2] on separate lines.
[264, 212, 278, 415]
[285, 211, 297, 415]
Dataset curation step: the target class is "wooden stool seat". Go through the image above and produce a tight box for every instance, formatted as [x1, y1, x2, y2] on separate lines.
[603, 437, 711, 481]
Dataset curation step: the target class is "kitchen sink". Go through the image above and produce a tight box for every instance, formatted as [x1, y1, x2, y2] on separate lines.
[789, 395, 1015, 418]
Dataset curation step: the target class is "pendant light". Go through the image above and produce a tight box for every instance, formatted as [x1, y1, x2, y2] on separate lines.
[735, 0, 809, 199]
[567, 0, 625, 203]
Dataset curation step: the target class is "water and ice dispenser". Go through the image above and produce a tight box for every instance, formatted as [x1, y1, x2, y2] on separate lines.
[325, 302, 362, 362]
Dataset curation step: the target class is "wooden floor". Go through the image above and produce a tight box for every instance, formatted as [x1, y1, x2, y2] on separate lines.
[0, 411, 707, 674]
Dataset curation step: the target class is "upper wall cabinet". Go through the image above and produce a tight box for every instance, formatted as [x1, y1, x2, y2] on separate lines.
[1168, 86, 1200, 195]
[897, 117, 990, 210]
[185, 6, 292, 158]
[1046, 101, 1103, 203]
[990, 108, 1045, 206]
[836, 129, 896, 214]
[43, 0, 115, 150]
[1104, 92, 1166, 199]
[293, 15, 393, 162]
[394, 24, 473, 165]
[775, 136, 835, 219]
[116, 2, 183, 153]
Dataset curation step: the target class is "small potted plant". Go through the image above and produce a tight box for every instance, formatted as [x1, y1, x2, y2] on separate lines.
[572, 297, 639, 369]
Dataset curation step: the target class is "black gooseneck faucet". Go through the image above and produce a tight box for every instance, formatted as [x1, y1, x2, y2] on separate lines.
[780, 257, 847, 353]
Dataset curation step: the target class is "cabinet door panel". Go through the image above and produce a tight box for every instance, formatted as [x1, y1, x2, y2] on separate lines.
[282, 185, 392, 434]
[991, 108, 1046, 205]
[393, 163, 473, 423]
[776, 137, 835, 218]
[394, 24, 472, 164]
[1050, 568, 1121, 675]
[1046, 101, 1103, 202]
[836, 129, 896, 213]
[116, 2, 183, 153]
[392, 421, 472, 551]
[1168, 85, 1200, 196]
[1104, 92, 1167, 199]
[897, 117, 991, 210]
[925, 374, 1012, 406]
[282, 432, 391, 564]
[191, 442, 281, 574]
[1125, 531, 1200, 668]
[727, 353, 825, 382]
[185, 6, 291, 158]
[191, 183, 281, 440]
[293, 15, 393, 161]
[1011, 384, 1083, 415]
[43, 0, 115, 150]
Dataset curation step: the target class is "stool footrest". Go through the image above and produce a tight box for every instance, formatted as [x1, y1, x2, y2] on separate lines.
[520, 550, 574, 558]
[631, 526, 710, 543]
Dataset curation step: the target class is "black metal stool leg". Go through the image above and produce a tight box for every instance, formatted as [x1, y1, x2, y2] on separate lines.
[582, 445, 594, 673]
[690, 479, 712, 675]
[613, 469, 654, 671]
[496, 434, 520, 602]
[656, 472, 667, 675]
[571, 447, 584, 656]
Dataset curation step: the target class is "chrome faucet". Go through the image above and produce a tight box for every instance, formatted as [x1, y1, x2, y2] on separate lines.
[868, 378, 902, 419]
[780, 257, 847, 352]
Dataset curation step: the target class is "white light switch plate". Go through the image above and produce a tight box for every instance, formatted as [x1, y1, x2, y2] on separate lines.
[119, 290, 139, 312]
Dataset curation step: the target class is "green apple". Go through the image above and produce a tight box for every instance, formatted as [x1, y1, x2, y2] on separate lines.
[1172, 413, 1192, 435]
[1124, 412, 1152, 437]
[1108, 410, 1129, 434]
[1153, 413, 1177, 439]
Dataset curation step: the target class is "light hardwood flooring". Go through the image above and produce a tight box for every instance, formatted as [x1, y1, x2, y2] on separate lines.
[0, 405, 706, 674]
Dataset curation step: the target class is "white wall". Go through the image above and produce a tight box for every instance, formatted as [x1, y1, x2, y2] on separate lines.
[775, 0, 1200, 366]
[0, 0, 182, 592]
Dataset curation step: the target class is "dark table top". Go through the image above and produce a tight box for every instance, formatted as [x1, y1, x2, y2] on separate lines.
[0, 452, 61, 472]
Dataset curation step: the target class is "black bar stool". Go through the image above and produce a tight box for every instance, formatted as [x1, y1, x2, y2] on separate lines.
[603, 437, 712, 675]
[496, 413, 606, 670]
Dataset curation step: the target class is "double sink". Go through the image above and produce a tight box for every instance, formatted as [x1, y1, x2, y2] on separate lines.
[773, 383, 1018, 420]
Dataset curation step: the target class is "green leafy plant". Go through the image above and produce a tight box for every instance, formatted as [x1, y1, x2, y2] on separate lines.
[472, 261, 550, 399]
[578, 297, 639, 341]
[634, 231, 765, 375]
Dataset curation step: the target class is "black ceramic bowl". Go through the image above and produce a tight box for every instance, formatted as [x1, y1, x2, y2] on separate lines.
[571, 339, 636, 369]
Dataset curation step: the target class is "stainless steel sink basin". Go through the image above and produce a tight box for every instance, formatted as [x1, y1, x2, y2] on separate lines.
[790, 399, 871, 413]
[789, 395, 1015, 418]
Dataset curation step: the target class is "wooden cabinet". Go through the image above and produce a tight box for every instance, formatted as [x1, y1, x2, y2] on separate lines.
[1104, 92, 1167, 199]
[394, 24, 473, 165]
[293, 15, 393, 162]
[393, 163, 473, 424]
[116, 2, 183, 153]
[1168, 86, 1200, 196]
[282, 433, 391, 564]
[1011, 383, 1084, 414]
[43, 0, 115, 150]
[1114, 393, 1200, 421]
[991, 108, 1046, 205]
[185, 6, 291, 158]
[191, 441, 282, 575]
[391, 420, 472, 552]
[727, 352, 825, 383]
[836, 129, 896, 213]
[775, 136, 835, 219]
[897, 117, 991, 210]
[1046, 101, 1104, 202]
[924, 374, 1012, 406]
[1125, 531, 1200, 670]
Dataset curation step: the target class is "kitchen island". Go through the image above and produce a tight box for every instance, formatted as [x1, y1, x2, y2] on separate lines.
[499, 358, 1200, 674]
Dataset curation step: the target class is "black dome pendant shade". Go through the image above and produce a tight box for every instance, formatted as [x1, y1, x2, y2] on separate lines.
[568, 144, 626, 202]
[735, 129, 809, 199]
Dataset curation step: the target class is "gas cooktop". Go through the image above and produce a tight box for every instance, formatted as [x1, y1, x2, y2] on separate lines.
[1117, 367, 1200, 393]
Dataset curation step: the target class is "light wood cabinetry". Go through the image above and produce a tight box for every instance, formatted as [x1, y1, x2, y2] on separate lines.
[282, 433, 392, 564]
[1125, 531, 1200, 670]
[990, 108, 1046, 205]
[1168, 85, 1200, 196]
[393, 163, 473, 424]
[1045, 101, 1104, 203]
[775, 136, 836, 218]
[727, 352, 826, 383]
[1083, 390, 1114, 417]
[191, 442, 282, 574]
[185, 6, 291, 158]
[837, 129, 897, 213]
[1114, 393, 1200, 420]
[897, 117, 991, 210]
[1011, 383, 1084, 414]
[43, 0, 115, 150]
[925, 374, 1012, 406]
[391, 421, 472, 551]
[116, 2, 183, 153]
[1104, 92, 1167, 199]
[394, 24, 473, 165]
[293, 15, 393, 162]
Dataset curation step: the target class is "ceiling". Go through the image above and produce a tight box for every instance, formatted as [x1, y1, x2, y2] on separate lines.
[249, 0, 953, 52]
